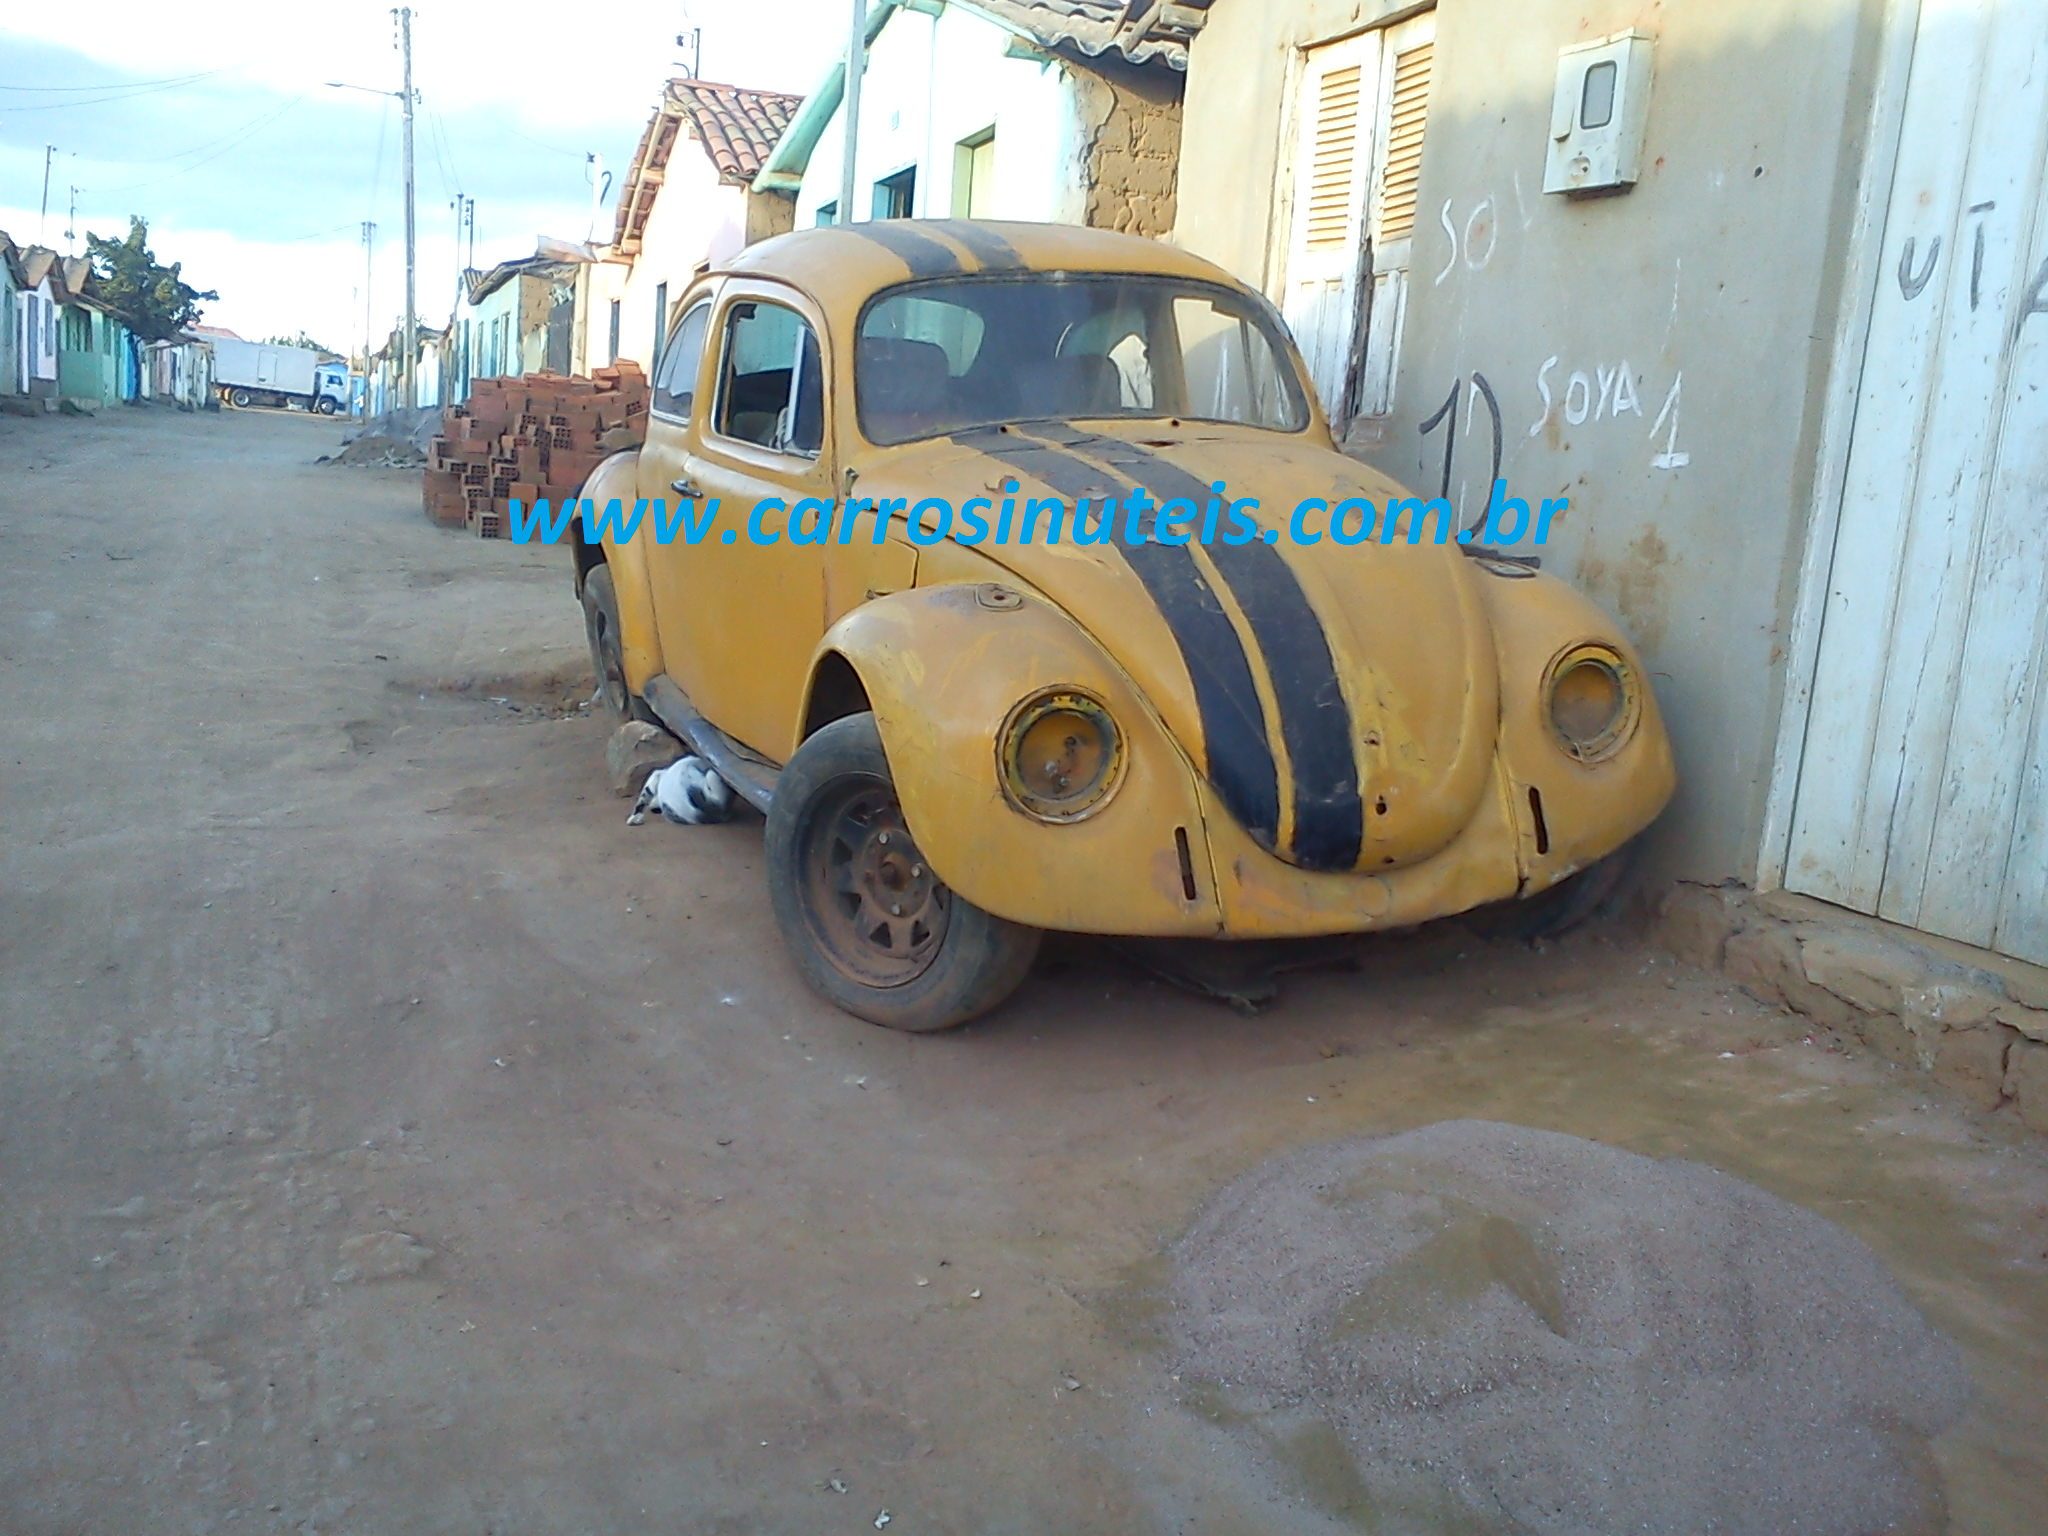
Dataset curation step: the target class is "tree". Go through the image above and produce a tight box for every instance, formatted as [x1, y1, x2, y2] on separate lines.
[262, 331, 340, 357]
[84, 216, 219, 342]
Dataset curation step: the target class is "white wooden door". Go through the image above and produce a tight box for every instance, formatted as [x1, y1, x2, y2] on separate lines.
[1359, 12, 1434, 418]
[1283, 32, 1377, 414]
[1281, 13, 1435, 423]
[1786, 0, 2048, 965]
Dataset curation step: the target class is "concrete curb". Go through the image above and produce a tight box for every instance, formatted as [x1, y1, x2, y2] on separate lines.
[1653, 882, 2048, 1131]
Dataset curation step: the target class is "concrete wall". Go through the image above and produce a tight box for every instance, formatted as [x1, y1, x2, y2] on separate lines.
[466, 279, 528, 381]
[618, 148, 743, 368]
[788, 5, 1181, 234]
[19, 277, 59, 396]
[56, 305, 121, 405]
[0, 267, 17, 396]
[518, 272, 560, 375]
[571, 258, 631, 375]
[1174, 0, 1887, 886]
[794, 5, 1081, 228]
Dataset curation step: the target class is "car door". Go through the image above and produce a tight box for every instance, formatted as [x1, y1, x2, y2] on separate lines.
[650, 280, 836, 762]
[637, 291, 716, 710]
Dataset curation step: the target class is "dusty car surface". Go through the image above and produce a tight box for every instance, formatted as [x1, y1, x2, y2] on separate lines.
[572, 220, 1675, 1030]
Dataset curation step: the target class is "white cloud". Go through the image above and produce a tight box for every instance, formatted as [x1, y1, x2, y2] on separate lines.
[2, 1, 847, 359]
[4, 0, 839, 124]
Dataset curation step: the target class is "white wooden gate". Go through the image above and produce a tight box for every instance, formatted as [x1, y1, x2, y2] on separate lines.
[1786, 0, 2048, 965]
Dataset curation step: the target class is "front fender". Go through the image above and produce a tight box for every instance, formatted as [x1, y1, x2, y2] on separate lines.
[1475, 569, 1677, 888]
[576, 451, 664, 694]
[813, 586, 1223, 936]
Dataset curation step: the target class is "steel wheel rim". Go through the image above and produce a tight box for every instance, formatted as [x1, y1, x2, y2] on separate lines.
[799, 776, 949, 988]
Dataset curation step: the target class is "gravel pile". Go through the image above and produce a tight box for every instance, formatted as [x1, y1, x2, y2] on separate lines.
[1165, 1120, 1969, 1534]
[321, 433, 427, 469]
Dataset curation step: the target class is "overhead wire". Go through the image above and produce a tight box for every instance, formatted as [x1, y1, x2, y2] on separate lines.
[84, 94, 309, 198]
[0, 66, 229, 92]
[0, 67, 239, 111]
[111, 90, 314, 167]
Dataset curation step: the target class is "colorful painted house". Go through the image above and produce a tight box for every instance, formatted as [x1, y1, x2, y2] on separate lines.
[7, 240, 61, 402]
[0, 233, 20, 400]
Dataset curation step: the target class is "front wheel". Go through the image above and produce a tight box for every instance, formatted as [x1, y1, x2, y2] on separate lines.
[316, 396, 337, 415]
[579, 564, 633, 720]
[766, 714, 1041, 1031]
[230, 387, 251, 408]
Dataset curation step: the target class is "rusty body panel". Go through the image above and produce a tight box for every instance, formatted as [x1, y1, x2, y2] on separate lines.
[581, 219, 1675, 939]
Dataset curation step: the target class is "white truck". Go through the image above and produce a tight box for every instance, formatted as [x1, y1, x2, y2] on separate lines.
[213, 337, 349, 414]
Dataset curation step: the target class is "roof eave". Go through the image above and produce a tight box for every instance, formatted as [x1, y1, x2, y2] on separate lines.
[751, 0, 901, 193]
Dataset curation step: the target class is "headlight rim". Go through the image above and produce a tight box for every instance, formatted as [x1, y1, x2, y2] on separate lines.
[1544, 642, 1640, 764]
[997, 686, 1125, 823]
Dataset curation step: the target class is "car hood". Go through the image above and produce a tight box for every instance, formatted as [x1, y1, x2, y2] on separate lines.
[859, 423, 1501, 874]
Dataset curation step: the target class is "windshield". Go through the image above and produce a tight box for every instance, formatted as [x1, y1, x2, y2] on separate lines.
[856, 274, 1311, 445]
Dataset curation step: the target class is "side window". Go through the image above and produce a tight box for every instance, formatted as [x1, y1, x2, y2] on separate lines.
[714, 301, 823, 458]
[654, 303, 710, 420]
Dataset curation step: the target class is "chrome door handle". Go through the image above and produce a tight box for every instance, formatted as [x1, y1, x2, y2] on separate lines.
[671, 478, 705, 498]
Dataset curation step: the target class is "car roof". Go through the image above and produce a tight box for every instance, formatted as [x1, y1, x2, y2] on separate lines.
[714, 219, 1253, 307]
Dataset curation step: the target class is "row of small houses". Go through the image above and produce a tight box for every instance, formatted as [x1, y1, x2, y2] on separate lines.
[1, 232, 216, 413]
[364, 0, 2048, 977]
[367, 0, 1177, 415]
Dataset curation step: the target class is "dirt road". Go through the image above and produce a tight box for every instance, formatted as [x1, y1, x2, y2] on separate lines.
[3, 406, 2045, 1534]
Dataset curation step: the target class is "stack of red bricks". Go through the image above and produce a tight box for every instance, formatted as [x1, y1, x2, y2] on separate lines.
[422, 362, 650, 537]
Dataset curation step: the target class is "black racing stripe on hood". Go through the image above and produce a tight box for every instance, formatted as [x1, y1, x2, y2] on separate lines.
[1038, 430, 1365, 873]
[849, 224, 965, 279]
[952, 429, 1281, 850]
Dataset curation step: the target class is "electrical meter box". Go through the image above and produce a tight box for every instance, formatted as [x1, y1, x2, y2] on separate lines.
[1544, 31, 1655, 195]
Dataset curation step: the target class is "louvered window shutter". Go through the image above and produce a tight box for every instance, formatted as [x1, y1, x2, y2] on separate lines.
[1305, 64, 1364, 252]
[1377, 39, 1434, 244]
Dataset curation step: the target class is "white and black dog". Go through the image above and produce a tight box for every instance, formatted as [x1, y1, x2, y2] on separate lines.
[629, 755, 735, 827]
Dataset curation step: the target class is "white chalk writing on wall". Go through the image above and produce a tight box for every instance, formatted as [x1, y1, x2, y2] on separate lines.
[1527, 357, 1689, 471]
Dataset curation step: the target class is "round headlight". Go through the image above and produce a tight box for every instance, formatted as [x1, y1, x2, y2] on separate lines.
[999, 690, 1123, 821]
[1546, 646, 1637, 762]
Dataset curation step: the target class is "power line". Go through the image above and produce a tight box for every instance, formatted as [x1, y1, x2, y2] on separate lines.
[0, 67, 227, 92]
[500, 121, 586, 160]
[425, 100, 464, 200]
[0, 71, 237, 112]
[84, 94, 308, 198]
[421, 100, 457, 201]
[273, 219, 363, 244]
[113, 91, 313, 167]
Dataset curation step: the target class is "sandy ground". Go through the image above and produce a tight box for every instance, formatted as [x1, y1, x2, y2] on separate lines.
[2, 405, 2045, 1535]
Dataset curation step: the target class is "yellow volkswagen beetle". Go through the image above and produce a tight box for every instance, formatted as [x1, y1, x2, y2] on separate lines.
[572, 221, 1674, 1031]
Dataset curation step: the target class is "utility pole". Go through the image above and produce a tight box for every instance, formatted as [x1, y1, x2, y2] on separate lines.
[395, 6, 419, 412]
[40, 145, 56, 240]
[450, 194, 466, 296]
[841, 0, 866, 224]
[361, 220, 376, 404]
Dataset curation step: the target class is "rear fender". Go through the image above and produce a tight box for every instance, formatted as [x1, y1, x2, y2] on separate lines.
[810, 587, 1221, 936]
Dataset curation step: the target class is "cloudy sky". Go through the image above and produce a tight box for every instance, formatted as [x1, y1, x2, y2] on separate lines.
[0, 0, 845, 355]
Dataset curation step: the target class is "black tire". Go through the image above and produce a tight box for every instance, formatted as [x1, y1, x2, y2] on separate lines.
[230, 387, 251, 408]
[766, 714, 1041, 1031]
[316, 396, 337, 415]
[1472, 846, 1633, 942]
[579, 565, 634, 721]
